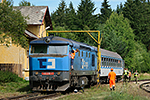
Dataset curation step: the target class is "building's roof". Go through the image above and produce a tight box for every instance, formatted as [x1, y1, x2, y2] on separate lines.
[13, 6, 52, 28]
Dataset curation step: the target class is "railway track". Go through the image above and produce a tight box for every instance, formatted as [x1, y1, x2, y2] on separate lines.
[1, 92, 61, 100]
[1, 79, 149, 100]
[118, 79, 150, 93]
[118, 79, 150, 83]
[139, 82, 150, 93]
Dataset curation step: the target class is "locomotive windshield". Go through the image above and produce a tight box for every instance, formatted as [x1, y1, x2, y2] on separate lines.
[49, 45, 68, 55]
[31, 45, 47, 53]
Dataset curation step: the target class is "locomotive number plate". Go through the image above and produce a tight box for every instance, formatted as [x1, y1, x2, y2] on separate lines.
[42, 72, 54, 75]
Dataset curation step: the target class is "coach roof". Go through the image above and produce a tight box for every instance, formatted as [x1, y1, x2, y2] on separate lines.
[101, 49, 122, 59]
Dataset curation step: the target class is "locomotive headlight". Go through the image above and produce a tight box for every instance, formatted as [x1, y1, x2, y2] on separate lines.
[57, 72, 61, 76]
[45, 37, 51, 43]
[35, 72, 38, 75]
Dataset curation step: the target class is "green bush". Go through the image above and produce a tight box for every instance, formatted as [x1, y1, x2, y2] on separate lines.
[0, 70, 23, 83]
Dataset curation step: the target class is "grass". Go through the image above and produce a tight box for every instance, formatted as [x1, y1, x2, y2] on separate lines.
[57, 73, 150, 100]
[57, 83, 149, 100]
[0, 73, 149, 99]
[0, 81, 31, 98]
[130, 73, 150, 81]
[138, 73, 150, 80]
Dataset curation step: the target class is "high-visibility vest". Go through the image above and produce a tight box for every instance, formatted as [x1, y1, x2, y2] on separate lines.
[134, 73, 138, 77]
[129, 72, 131, 76]
[124, 70, 128, 75]
[71, 52, 75, 59]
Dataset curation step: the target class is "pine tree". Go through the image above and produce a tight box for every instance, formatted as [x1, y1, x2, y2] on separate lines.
[100, 0, 112, 24]
[116, 3, 123, 15]
[51, 0, 67, 27]
[76, 0, 98, 30]
[123, 0, 150, 50]
[75, 0, 98, 44]
[65, 1, 78, 30]
[19, 0, 34, 6]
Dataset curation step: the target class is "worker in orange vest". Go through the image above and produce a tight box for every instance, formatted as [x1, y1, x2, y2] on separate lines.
[108, 68, 116, 91]
[70, 49, 79, 70]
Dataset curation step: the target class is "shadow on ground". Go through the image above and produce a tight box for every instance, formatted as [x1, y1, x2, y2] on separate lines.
[17, 85, 32, 93]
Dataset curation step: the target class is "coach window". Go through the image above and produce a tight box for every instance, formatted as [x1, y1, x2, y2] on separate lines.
[113, 59, 115, 66]
[120, 60, 122, 67]
[92, 54, 95, 66]
[109, 58, 111, 66]
[102, 57, 104, 61]
[101, 57, 103, 66]
[118, 60, 121, 67]
[116, 60, 118, 67]
[89, 53, 90, 58]
[106, 58, 108, 62]
[110, 58, 111, 66]
[106, 58, 108, 66]
[104, 58, 106, 67]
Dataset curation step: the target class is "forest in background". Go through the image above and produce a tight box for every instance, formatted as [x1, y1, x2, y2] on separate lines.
[50, 0, 150, 73]
[0, 0, 150, 73]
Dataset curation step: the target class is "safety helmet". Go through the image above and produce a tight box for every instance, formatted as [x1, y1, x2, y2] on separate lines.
[111, 68, 113, 71]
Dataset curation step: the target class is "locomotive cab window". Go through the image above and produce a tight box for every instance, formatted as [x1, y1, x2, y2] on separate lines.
[49, 45, 68, 55]
[31, 45, 47, 53]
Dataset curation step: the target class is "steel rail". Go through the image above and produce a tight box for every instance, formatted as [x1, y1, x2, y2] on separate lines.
[139, 82, 150, 93]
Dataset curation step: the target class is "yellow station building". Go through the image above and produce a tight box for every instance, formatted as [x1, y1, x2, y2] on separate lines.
[0, 6, 53, 80]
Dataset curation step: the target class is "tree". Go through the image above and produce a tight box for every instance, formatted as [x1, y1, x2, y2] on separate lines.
[75, 0, 98, 44]
[116, 3, 123, 15]
[0, 1, 28, 48]
[19, 0, 34, 6]
[76, 0, 98, 30]
[100, 12, 135, 69]
[51, 0, 67, 27]
[65, 1, 78, 30]
[134, 41, 150, 72]
[123, 0, 150, 51]
[100, 0, 112, 24]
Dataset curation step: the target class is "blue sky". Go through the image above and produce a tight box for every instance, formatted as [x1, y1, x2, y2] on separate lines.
[13, 0, 127, 14]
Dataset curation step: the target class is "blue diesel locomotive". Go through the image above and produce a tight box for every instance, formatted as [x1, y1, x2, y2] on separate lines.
[29, 36, 124, 91]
